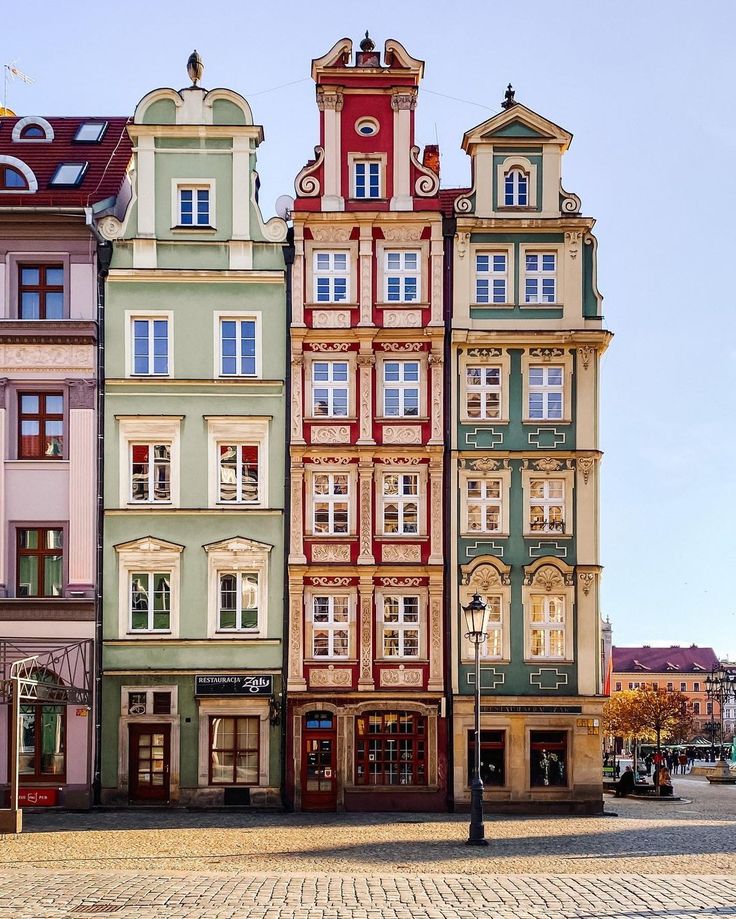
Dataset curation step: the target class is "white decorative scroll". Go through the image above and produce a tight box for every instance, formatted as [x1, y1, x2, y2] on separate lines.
[309, 342, 350, 352]
[97, 216, 124, 241]
[380, 668, 423, 687]
[358, 583, 374, 689]
[290, 355, 304, 443]
[312, 310, 351, 328]
[381, 342, 423, 352]
[383, 309, 422, 328]
[428, 590, 443, 692]
[295, 146, 324, 197]
[0, 345, 94, 372]
[250, 171, 288, 242]
[311, 544, 351, 562]
[382, 544, 421, 563]
[382, 425, 422, 445]
[289, 466, 306, 563]
[357, 466, 374, 564]
[454, 186, 476, 214]
[310, 667, 352, 687]
[410, 145, 440, 196]
[559, 180, 582, 214]
[357, 354, 374, 445]
[310, 225, 352, 242]
[311, 425, 350, 444]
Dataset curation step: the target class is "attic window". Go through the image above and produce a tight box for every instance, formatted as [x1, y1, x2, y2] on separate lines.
[355, 118, 379, 137]
[49, 162, 88, 187]
[0, 165, 29, 190]
[74, 122, 107, 143]
[11, 117, 54, 143]
[20, 124, 45, 139]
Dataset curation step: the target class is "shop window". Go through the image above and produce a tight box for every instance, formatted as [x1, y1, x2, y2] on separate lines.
[305, 711, 334, 730]
[17, 528, 63, 597]
[467, 730, 505, 787]
[17, 670, 66, 781]
[209, 715, 259, 785]
[355, 711, 427, 786]
[530, 730, 568, 787]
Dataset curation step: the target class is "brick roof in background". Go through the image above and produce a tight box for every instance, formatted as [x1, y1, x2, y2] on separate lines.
[439, 187, 470, 217]
[613, 645, 720, 674]
[0, 116, 131, 208]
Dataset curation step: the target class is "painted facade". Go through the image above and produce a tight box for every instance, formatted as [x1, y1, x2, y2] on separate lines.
[100, 71, 288, 806]
[445, 95, 611, 813]
[0, 115, 131, 807]
[286, 37, 447, 811]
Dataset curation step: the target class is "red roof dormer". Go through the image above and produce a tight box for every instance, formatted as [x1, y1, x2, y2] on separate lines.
[294, 35, 439, 213]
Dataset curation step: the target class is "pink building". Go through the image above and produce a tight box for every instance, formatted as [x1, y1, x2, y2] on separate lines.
[0, 115, 130, 807]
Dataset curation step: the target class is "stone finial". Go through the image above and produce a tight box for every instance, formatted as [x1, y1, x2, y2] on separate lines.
[187, 50, 204, 87]
[360, 31, 375, 52]
[502, 83, 517, 110]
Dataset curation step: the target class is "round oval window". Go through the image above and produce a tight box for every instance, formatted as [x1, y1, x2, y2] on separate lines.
[356, 119, 379, 137]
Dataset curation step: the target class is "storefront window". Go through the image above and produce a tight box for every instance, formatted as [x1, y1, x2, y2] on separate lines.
[209, 715, 259, 785]
[467, 730, 505, 786]
[530, 730, 568, 787]
[305, 711, 334, 730]
[355, 711, 427, 786]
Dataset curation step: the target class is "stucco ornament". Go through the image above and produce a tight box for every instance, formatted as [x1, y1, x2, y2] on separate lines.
[97, 216, 124, 241]
[576, 455, 596, 484]
[311, 544, 350, 562]
[559, 181, 582, 214]
[526, 564, 566, 591]
[295, 146, 324, 197]
[410, 146, 440, 196]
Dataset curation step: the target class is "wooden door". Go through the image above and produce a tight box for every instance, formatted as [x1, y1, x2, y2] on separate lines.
[301, 712, 337, 811]
[129, 724, 170, 802]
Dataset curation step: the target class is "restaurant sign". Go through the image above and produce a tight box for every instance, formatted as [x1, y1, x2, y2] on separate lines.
[195, 674, 273, 696]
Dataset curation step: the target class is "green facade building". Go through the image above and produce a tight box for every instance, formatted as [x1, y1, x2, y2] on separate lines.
[446, 96, 611, 812]
[100, 67, 289, 805]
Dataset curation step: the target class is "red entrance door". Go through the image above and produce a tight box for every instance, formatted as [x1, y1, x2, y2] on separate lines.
[301, 711, 337, 811]
[129, 724, 170, 802]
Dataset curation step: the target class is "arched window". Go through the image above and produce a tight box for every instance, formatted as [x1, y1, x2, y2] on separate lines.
[1, 165, 28, 190]
[20, 124, 45, 139]
[504, 168, 528, 206]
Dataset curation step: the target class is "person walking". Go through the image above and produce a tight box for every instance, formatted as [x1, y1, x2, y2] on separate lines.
[679, 751, 688, 775]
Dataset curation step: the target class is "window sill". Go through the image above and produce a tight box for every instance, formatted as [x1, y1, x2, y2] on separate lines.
[495, 205, 538, 212]
[306, 534, 356, 540]
[378, 658, 428, 664]
[307, 658, 358, 664]
[460, 418, 508, 426]
[127, 373, 171, 379]
[461, 658, 509, 665]
[524, 532, 572, 539]
[307, 416, 358, 423]
[126, 631, 173, 637]
[307, 301, 358, 309]
[524, 658, 573, 665]
[375, 301, 428, 309]
[461, 531, 509, 539]
[376, 535, 427, 541]
[214, 630, 262, 637]
[522, 419, 571, 426]
[170, 225, 217, 232]
[126, 502, 175, 508]
[471, 302, 515, 310]
[217, 374, 261, 381]
[376, 416, 429, 423]
[521, 303, 562, 309]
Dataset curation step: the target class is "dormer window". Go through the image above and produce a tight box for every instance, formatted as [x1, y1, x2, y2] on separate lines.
[173, 180, 216, 228]
[20, 124, 44, 139]
[1, 165, 28, 189]
[504, 168, 528, 206]
[354, 160, 380, 199]
[74, 122, 108, 143]
[12, 117, 54, 143]
[49, 162, 87, 187]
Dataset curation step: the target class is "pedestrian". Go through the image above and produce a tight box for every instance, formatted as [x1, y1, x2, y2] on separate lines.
[615, 766, 636, 797]
[678, 751, 688, 774]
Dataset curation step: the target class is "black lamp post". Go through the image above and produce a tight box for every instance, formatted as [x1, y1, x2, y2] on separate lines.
[463, 592, 490, 846]
[705, 667, 736, 761]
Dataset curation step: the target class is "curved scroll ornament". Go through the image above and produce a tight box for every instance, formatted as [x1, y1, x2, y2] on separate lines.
[97, 216, 124, 241]
[250, 171, 288, 242]
[454, 186, 476, 214]
[559, 181, 582, 214]
[410, 146, 440, 197]
[584, 233, 604, 313]
[295, 146, 324, 197]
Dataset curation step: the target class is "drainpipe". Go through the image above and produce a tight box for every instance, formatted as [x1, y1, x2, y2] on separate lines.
[442, 214, 456, 811]
[281, 228, 295, 810]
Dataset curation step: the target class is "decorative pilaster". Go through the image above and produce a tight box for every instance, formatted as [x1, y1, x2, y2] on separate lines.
[357, 461, 375, 565]
[289, 463, 306, 564]
[0, 381, 6, 592]
[428, 352, 443, 445]
[67, 405, 96, 592]
[292, 233, 305, 327]
[428, 459, 443, 565]
[356, 353, 375, 444]
[427, 583, 444, 692]
[429, 224, 444, 326]
[317, 90, 344, 211]
[390, 91, 416, 211]
[358, 577, 375, 690]
[287, 578, 307, 691]
[358, 226, 373, 327]
[291, 354, 305, 444]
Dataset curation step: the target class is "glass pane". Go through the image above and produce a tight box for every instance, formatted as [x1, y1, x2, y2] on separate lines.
[40, 709, 64, 774]
[20, 292, 40, 319]
[44, 555, 63, 597]
[45, 292, 64, 319]
[18, 556, 38, 597]
[21, 267, 39, 285]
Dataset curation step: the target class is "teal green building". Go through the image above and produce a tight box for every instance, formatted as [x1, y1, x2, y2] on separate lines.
[447, 96, 611, 812]
[100, 64, 288, 805]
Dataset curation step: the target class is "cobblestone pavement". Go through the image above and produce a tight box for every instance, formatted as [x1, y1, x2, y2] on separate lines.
[0, 775, 733, 916]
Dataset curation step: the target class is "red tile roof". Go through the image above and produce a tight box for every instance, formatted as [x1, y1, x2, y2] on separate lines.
[439, 187, 470, 217]
[0, 116, 132, 208]
[613, 646, 720, 674]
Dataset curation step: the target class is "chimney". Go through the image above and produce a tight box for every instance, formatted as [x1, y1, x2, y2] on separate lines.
[423, 144, 440, 177]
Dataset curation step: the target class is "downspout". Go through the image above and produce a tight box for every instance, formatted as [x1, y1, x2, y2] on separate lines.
[281, 228, 295, 810]
[442, 214, 456, 811]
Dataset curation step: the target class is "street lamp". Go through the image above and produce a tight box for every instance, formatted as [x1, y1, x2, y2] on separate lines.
[705, 667, 736, 761]
[463, 592, 490, 847]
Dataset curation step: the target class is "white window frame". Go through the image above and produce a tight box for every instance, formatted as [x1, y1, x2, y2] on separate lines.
[216, 570, 260, 633]
[206, 417, 269, 509]
[215, 312, 261, 378]
[121, 685, 179, 717]
[528, 364, 564, 420]
[524, 252, 557, 304]
[382, 360, 420, 417]
[522, 559, 574, 663]
[313, 251, 350, 303]
[529, 595, 566, 660]
[495, 155, 537, 211]
[529, 478, 565, 534]
[312, 471, 350, 535]
[129, 570, 173, 634]
[474, 252, 508, 305]
[380, 595, 421, 659]
[465, 365, 502, 420]
[460, 467, 511, 537]
[118, 416, 182, 508]
[352, 159, 382, 199]
[465, 477, 502, 535]
[171, 178, 216, 228]
[381, 471, 420, 536]
[311, 360, 350, 418]
[522, 468, 574, 538]
[310, 594, 351, 659]
[459, 558, 511, 663]
[504, 168, 528, 207]
[115, 537, 183, 640]
[126, 312, 172, 378]
[384, 250, 421, 303]
[204, 537, 271, 639]
[128, 442, 172, 504]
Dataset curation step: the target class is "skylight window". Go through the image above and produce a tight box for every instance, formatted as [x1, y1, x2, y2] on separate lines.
[49, 162, 88, 187]
[74, 122, 107, 143]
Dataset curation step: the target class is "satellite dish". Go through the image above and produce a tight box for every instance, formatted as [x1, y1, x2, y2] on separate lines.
[275, 194, 295, 221]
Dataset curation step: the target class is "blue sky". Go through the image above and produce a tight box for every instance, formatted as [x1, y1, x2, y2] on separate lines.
[5, 0, 736, 658]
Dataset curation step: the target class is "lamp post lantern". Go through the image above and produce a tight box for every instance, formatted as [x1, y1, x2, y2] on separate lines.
[463, 592, 490, 846]
[704, 665, 736, 784]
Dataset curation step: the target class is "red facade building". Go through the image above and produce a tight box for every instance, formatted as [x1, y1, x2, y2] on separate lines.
[286, 36, 446, 811]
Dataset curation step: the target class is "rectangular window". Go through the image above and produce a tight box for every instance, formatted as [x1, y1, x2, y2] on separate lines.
[218, 444, 259, 503]
[693, 702, 700, 715]
[18, 265, 64, 319]
[694, 682, 700, 692]
[467, 730, 505, 786]
[217, 572, 258, 631]
[312, 361, 349, 417]
[382, 596, 420, 657]
[18, 703, 65, 781]
[312, 595, 350, 658]
[313, 472, 349, 535]
[465, 366, 501, 420]
[475, 253, 507, 304]
[528, 365, 563, 420]
[132, 318, 169, 375]
[680, 682, 687, 692]
[18, 392, 64, 459]
[17, 528, 63, 597]
[385, 251, 420, 302]
[152, 692, 172, 715]
[130, 572, 171, 632]
[529, 479, 564, 533]
[130, 444, 171, 503]
[615, 681, 622, 692]
[504, 169, 528, 207]
[530, 595, 565, 658]
[382, 473, 419, 535]
[219, 319, 256, 376]
[478, 596, 503, 658]
[355, 712, 427, 786]
[354, 161, 380, 199]
[525, 252, 557, 303]
[530, 730, 567, 787]
[178, 187, 210, 226]
[383, 361, 419, 417]
[314, 251, 349, 302]
[466, 478, 502, 533]
[209, 715, 259, 785]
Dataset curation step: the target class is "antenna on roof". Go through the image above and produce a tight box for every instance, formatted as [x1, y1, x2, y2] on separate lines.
[3, 62, 34, 115]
